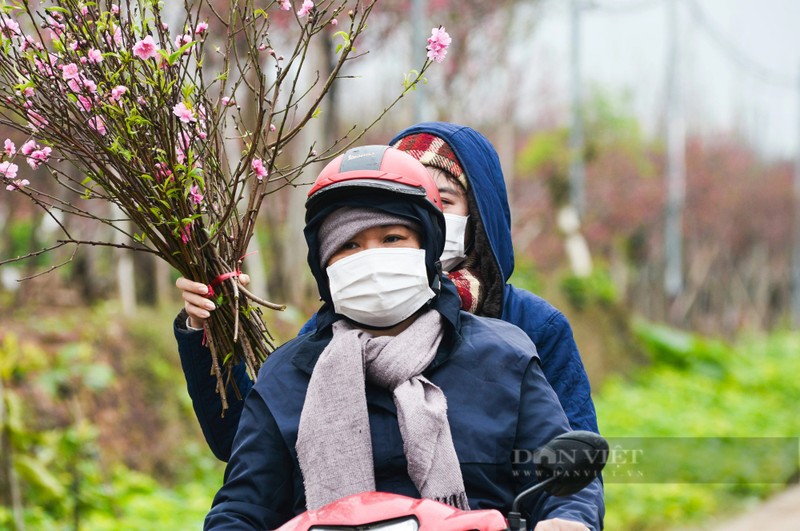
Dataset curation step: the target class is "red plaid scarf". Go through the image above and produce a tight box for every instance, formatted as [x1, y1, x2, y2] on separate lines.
[447, 267, 482, 313]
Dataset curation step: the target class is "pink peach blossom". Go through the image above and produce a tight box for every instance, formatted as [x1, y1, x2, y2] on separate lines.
[6, 179, 29, 191]
[62, 63, 80, 80]
[77, 95, 93, 111]
[154, 162, 172, 182]
[27, 146, 52, 169]
[279, 0, 292, 11]
[27, 110, 48, 130]
[82, 77, 97, 93]
[112, 85, 128, 99]
[35, 57, 55, 77]
[21, 36, 43, 52]
[251, 158, 268, 180]
[3, 139, 15, 157]
[426, 26, 451, 63]
[0, 161, 19, 180]
[0, 17, 21, 38]
[20, 140, 36, 156]
[132, 35, 159, 60]
[175, 132, 192, 164]
[175, 34, 192, 52]
[297, 0, 314, 17]
[195, 21, 208, 34]
[189, 184, 204, 204]
[110, 85, 128, 104]
[181, 222, 192, 243]
[46, 17, 66, 40]
[87, 49, 103, 64]
[88, 116, 106, 136]
[172, 102, 196, 123]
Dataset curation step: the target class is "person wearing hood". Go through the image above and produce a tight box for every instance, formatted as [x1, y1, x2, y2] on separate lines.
[176, 122, 598, 461]
[201, 145, 603, 530]
[389, 122, 598, 436]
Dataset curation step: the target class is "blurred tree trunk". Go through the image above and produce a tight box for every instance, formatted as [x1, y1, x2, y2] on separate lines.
[268, 29, 336, 306]
[558, 205, 592, 278]
[154, 258, 172, 307]
[112, 205, 136, 315]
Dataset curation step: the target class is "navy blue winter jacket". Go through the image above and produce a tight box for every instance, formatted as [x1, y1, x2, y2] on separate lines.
[202, 282, 604, 530]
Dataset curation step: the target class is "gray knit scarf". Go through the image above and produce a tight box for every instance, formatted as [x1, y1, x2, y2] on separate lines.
[295, 309, 469, 511]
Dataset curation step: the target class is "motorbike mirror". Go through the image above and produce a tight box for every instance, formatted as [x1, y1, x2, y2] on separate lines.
[506, 430, 608, 531]
[532, 430, 608, 496]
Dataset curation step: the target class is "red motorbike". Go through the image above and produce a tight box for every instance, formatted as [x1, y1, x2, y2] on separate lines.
[277, 430, 608, 531]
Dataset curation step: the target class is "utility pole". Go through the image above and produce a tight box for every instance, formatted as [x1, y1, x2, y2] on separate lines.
[560, 0, 593, 278]
[568, 0, 586, 216]
[412, 0, 427, 122]
[792, 64, 800, 327]
[664, 0, 686, 299]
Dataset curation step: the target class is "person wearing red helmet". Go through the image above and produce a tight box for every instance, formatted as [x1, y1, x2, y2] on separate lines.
[199, 146, 602, 530]
[177, 125, 598, 447]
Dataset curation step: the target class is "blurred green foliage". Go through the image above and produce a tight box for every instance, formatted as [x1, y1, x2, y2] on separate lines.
[4, 219, 41, 264]
[0, 304, 224, 530]
[598, 322, 800, 530]
[560, 267, 619, 311]
[507, 255, 544, 296]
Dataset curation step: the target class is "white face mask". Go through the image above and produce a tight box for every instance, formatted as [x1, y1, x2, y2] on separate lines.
[440, 213, 469, 272]
[326, 247, 435, 328]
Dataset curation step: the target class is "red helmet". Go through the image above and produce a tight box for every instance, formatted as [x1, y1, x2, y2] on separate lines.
[306, 145, 442, 220]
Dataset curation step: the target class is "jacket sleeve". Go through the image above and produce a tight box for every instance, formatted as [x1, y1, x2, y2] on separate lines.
[514, 358, 605, 530]
[534, 310, 599, 434]
[175, 310, 318, 461]
[174, 311, 252, 461]
[204, 387, 296, 530]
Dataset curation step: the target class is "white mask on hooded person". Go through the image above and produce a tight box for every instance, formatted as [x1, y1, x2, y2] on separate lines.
[326, 247, 435, 328]
[440, 213, 469, 272]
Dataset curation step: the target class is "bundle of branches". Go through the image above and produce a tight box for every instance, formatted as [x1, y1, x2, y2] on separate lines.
[0, 0, 443, 412]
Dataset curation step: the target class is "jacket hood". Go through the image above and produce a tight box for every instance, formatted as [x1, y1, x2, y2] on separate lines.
[390, 122, 514, 283]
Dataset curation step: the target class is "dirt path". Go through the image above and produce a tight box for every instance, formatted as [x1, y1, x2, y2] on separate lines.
[696, 484, 800, 530]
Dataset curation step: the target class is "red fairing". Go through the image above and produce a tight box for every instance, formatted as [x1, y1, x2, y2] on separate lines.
[276, 492, 508, 531]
